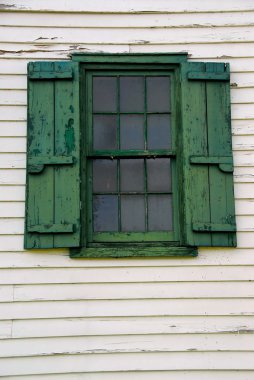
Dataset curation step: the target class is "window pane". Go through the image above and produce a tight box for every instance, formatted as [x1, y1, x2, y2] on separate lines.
[147, 114, 171, 149]
[93, 77, 117, 112]
[93, 160, 117, 193]
[93, 115, 117, 150]
[120, 76, 144, 112]
[147, 76, 170, 112]
[147, 158, 171, 192]
[121, 195, 145, 231]
[120, 159, 144, 192]
[93, 195, 118, 232]
[148, 195, 172, 231]
[120, 115, 144, 150]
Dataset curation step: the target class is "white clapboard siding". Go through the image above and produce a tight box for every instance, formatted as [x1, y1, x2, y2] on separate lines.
[1, 0, 254, 13]
[10, 315, 254, 338]
[8, 281, 254, 302]
[1, 266, 254, 285]
[0, 299, 254, 320]
[2, 373, 254, 380]
[0, 2, 254, 379]
[0, 219, 24, 235]
[0, 122, 26, 137]
[2, 11, 254, 28]
[1, 26, 254, 45]
[1, 352, 254, 377]
[1, 334, 254, 358]
[0, 186, 25, 201]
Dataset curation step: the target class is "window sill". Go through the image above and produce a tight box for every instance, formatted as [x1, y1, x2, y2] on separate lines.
[70, 246, 198, 258]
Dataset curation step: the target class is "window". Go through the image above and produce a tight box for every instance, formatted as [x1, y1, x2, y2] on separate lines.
[25, 54, 236, 257]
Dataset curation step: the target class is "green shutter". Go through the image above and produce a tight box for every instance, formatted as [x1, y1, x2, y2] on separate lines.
[25, 61, 80, 249]
[181, 61, 236, 247]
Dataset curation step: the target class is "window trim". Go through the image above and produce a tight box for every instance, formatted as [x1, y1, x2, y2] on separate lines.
[71, 53, 198, 258]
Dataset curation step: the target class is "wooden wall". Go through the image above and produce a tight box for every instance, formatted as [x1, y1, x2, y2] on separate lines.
[0, 1, 254, 378]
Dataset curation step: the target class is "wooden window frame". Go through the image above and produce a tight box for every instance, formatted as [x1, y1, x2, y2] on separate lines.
[71, 53, 197, 258]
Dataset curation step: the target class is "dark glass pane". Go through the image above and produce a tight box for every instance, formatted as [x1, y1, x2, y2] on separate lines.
[93, 115, 117, 150]
[147, 76, 170, 112]
[148, 195, 172, 231]
[120, 159, 144, 192]
[147, 114, 171, 149]
[120, 115, 144, 150]
[93, 195, 118, 232]
[121, 195, 145, 231]
[120, 76, 144, 112]
[93, 160, 117, 193]
[147, 158, 171, 192]
[93, 77, 117, 112]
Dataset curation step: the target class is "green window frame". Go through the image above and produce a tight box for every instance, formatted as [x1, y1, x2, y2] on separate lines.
[25, 53, 237, 258]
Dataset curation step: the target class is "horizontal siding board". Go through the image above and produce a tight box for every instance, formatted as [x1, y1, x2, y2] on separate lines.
[0, 169, 25, 184]
[0, 203, 25, 218]
[11, 282, 254, 302]
[1, 26, 254, 44]
[0, 219, 24, 235]
[2, 0, 254, 13]
[0, 138, 26, 152]
[2, 372, 254, 380]
[1, 299, 253, 320]
[0, 153, 26, 168]
[1, 266, 254, 285]
[234, 167, 254, 183]
[0, 90, 26, 105]
[0, 285, 13, 302]
[0, 186, 25, 201]
[1, 352, 254, 376]
[0, 122, 26, 137]
[1, 11, 254, 28]
[0, 320, 12, 339]
[10, 315, 254, 338]
[1, 334, 254, 358]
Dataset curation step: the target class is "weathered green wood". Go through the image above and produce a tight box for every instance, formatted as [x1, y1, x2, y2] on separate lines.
[70, 246, 198, 258]
[28, 156, 74, 173]
[53, 63, 80, 248]
[28, 224, 74, 233]
[72, 53, 188, 64]
[181, 62, 211, 247]
[25, 61, 80, 249]
[206, 62, 236, 247]
[193, 222, 236, 232]
[188, 72, 229, 81]
[25, 78, 55, 249]
[28, 61, 73, 80]
[190, 156, 233, 173]
[181, 61, 236, 247]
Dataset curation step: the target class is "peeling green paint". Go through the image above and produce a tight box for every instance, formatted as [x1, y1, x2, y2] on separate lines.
[65, 118, 75, 154]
